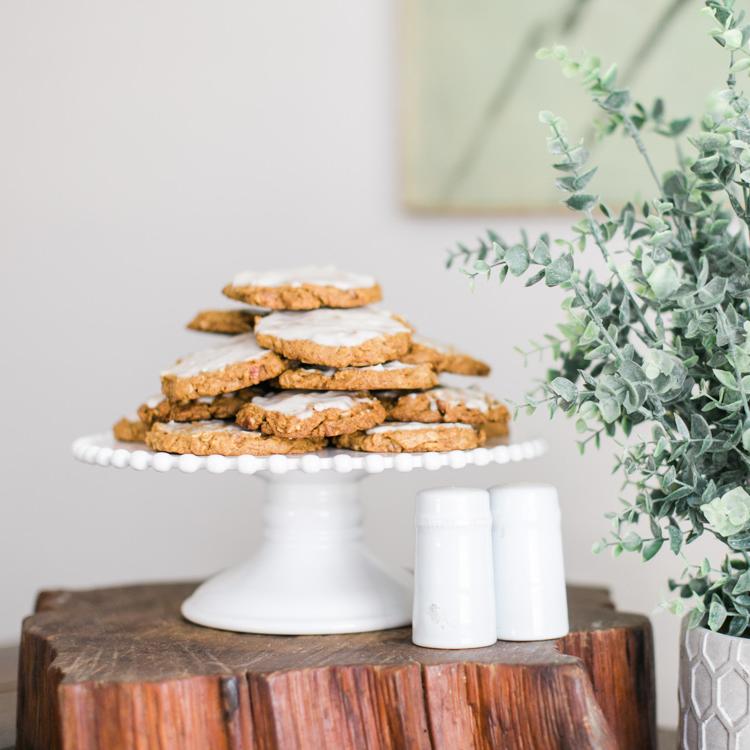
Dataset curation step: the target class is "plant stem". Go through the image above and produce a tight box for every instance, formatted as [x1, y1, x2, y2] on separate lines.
[620, 113, 662, 193]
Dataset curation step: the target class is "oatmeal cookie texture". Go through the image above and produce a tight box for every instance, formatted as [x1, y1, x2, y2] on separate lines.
[161, 333, 287, 402]
[482, 421, 511, 439]
[401, 335, 490, 376]
[110, 265, 506, 457]
[278, 360, 437, 391]
[236, 390, 386, 438]
[113, 416, 147, 443]
[335, 422, 486, 453]
[146, 421, 326, 456]
[138, 389, 259, 426]
[223, 265, 382, 310]
[187, 309, 256, 334]
[385, 386, 510, 428]
[255, 307, 412, 367]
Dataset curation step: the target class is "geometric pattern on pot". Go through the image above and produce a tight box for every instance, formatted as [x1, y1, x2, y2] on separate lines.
[679, 620, 750, 749]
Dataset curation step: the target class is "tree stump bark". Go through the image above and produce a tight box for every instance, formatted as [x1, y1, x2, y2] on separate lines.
[16, 582, 656, 750]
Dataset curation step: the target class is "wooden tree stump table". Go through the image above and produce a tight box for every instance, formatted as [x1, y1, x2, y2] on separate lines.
[17, 582, 656, 750]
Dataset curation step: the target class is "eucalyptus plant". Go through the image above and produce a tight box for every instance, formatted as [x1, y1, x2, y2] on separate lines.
[449, 0, 750, 635]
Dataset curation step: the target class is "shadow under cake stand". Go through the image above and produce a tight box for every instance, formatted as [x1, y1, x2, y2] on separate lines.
[72, 433, 546, 635]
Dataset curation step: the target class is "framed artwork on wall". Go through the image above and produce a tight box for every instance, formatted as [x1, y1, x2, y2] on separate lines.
[403, 0, 726, 213]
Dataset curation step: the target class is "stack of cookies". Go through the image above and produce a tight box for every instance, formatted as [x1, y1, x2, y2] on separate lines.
[113, 266, 509, 456]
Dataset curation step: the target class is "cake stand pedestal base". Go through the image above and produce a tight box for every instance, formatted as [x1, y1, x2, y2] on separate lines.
[181, 471, 413, 635]
[71, 433, 547, 637]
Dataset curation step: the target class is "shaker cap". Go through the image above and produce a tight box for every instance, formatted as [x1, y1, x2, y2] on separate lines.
[489, 483, 560, 524]
[416, 487, 491, 526]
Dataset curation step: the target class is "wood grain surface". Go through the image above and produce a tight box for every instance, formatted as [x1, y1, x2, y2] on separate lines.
[15, 583, 656, 750]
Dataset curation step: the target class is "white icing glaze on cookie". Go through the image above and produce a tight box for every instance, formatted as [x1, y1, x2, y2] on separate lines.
[366, 422, 475, 434]
[162, 334, 268, 378]
[231, 265, 376, 290]
[298, 360, 414, 377]
[407, 386, 492, 413]
[256, 308, 410, 347]
[251, 390, 372, 418]
[157, 420, 253, 435]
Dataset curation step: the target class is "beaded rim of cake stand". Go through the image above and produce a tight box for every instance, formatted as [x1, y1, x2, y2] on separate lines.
[72, 433, 547, 476]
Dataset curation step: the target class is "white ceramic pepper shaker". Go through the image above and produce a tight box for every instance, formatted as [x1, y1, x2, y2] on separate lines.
[489, 484, 569, 641]
[412, 487, 496, 649]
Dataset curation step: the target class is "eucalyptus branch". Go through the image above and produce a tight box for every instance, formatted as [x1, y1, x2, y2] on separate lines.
[548, 119, 658, 348]
[560, 137, 660, 341]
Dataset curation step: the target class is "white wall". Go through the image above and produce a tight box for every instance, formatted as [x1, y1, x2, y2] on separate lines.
[0, 0, 710, 729]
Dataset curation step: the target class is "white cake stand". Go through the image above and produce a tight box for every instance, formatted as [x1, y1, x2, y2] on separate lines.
[72, 433, 546, 635]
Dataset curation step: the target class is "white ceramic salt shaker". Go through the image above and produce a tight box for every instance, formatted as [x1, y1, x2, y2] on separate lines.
[412, 487, 496, 649]
[489, 483, 569, 641]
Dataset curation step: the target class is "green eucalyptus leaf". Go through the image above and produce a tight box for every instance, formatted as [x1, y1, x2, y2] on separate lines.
[550, 376, 577, 403]
[531, 239, 551, 265]
[714, 369, 738, 390]
[621, 531, 642, 551]
[575, 167, 598, 190]
[565, 193, 598, 211]
[691, 153, 721, 175]
[663, 170, 688, 196]
[505, 245, 530, 276]
[647, 261, 681, 299]
[708, 595, 728, 631]
[642, 538, 664, 561]
[545, 254, 574, 287]
[604, 90, 629, 109]
[698, 277, 727, 305]
[728, 614, 749, 636]
[734, 570, 750, 595]
[669, 117, 692, 136]
[687, 607, 704, 629]
[525, 268, 546, 287]
[668, 523, 683, 555]
[598, 397, 620, 424]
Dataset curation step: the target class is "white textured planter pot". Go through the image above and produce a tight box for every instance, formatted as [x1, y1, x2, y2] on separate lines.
[679, 619, 750, 749]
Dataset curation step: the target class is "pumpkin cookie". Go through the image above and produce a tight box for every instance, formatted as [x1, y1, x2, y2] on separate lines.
[138, 388, 259, 426]
[187, 309, 256, 334]
[146, 420, 325, 456]
[236, 390, 386, 438]
[481, 421, 511, 439]
[402, 335, 490, 376]
[223, 265, 382, 310]
[161, 333, 287, 402]
[277, 360, 437, 391]
[335, 422, 486, 453]
[255, 308, 412, 367]
[113, 415, 147, 443]
[384, 386, 509, 430]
